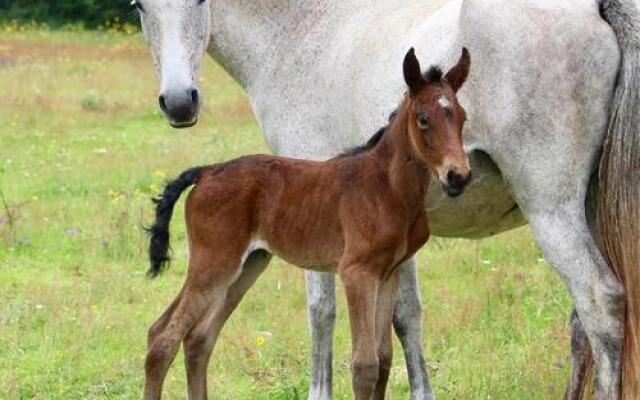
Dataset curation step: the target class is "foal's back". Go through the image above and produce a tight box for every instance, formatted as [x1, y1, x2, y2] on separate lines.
[185, 153, 391, 271]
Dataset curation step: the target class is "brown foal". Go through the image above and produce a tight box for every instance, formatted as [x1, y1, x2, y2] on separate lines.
[144, 48, 471, 400]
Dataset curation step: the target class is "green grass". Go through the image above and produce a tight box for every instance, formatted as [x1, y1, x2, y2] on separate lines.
[0, 30, 573, 399]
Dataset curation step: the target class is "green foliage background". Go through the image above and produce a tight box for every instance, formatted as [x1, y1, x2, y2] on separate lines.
[0, 0, 135, 28]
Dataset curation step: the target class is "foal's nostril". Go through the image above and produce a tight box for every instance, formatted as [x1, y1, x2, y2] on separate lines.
[447, 170, 471, 189]
[447, 170, 459, 186]
[159, 95, 168, 113]
[443, 170, 471, 198]
[190, 89, 199, 106]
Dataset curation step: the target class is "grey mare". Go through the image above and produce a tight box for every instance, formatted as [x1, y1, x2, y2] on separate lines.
[135, 0, 640, 399]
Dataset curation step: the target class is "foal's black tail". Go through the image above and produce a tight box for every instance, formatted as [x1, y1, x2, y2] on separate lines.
[146, 166, 205, 278]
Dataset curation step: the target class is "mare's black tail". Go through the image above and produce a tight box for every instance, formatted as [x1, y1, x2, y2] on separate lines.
[146, 166, 205, 278]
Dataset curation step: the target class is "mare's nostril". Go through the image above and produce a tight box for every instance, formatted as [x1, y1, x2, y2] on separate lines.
[159, 95, 168, 113]
[190, 89, 199, 106]
[158, 89, 199, 126]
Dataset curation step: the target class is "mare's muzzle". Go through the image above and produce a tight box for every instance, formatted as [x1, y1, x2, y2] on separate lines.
[159, 87, 200, 128]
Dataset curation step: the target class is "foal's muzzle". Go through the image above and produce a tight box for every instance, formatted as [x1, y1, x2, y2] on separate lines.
[158, 87, 200, 128]
[442, 170, 472, 198]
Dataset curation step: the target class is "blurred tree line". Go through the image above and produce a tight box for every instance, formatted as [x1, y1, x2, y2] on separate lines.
[0, 0, 136, 28]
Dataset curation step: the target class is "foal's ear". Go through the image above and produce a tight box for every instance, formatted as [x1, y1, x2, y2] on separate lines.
[403, 48, 425, 95]
[444, 47, 471, 92]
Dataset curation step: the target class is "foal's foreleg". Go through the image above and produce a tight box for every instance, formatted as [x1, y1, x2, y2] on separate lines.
[373, 270, 400, 400]
[184, 251, 271, 400]
[340, 265, 380, 400]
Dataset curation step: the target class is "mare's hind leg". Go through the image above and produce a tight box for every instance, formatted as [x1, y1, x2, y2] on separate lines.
[565, 310, 593, 400]
[373, 270, 400, 400]
[184, 250, 271, 400]
[512, 188, 623, 399]
[144, 251, 246, 400]
[565, 187, 599, 400]
[489, 134, 624, 398]
[520, 194, 623, 399]
[392, 258, 434, 400]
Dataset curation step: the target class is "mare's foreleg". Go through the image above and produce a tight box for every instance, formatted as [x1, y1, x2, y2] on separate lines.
[306, 271, 337, 400]
[393, 258, 435, 400]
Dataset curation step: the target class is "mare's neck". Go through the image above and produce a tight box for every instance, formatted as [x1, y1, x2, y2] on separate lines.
[373, 102, 431, 200]
[208, 0, 374, 90]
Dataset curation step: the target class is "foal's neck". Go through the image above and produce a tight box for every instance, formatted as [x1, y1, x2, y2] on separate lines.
[373, 103, 431, 200]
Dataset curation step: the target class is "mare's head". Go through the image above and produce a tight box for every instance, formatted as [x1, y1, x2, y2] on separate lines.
[134, 0, 212, 128]
[403, 48, 471, 197]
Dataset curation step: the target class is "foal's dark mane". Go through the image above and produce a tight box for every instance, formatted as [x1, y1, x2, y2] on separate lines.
[338, 65, 443, 158]
[338, 111, 397, 157]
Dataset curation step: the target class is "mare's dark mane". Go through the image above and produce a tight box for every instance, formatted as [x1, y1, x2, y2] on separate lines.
[338, 65, 443, 158]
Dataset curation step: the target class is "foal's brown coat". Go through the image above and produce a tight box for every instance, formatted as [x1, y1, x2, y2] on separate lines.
[144, 48, 471, 400]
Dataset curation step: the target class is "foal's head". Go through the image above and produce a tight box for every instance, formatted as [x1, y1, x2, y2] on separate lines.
[403, 48, 471, 197]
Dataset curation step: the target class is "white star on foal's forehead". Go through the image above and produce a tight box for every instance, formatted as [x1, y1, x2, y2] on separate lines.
[438, 96, 451, 109]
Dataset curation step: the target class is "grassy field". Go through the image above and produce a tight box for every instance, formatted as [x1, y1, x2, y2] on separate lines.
[0, 30, 574, 399]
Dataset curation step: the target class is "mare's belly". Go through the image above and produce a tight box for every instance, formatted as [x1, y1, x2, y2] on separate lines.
[426, 150, 526, 238]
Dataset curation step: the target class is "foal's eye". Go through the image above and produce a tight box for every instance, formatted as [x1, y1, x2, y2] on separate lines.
[417, 113, 429, 130]
[131, 0, 144, 12]
[198, 0, 206, 5]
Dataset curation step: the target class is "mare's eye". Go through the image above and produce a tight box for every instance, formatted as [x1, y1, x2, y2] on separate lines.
[198, 0, 206, 4]
[417, 113, 429, 130]
[131, 0, 144, 12]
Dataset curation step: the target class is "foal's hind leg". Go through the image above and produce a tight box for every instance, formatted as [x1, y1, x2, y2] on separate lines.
[144, 254, 245, 400]
[148, 287, 185, 347]
[184, 250, 271, 400]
